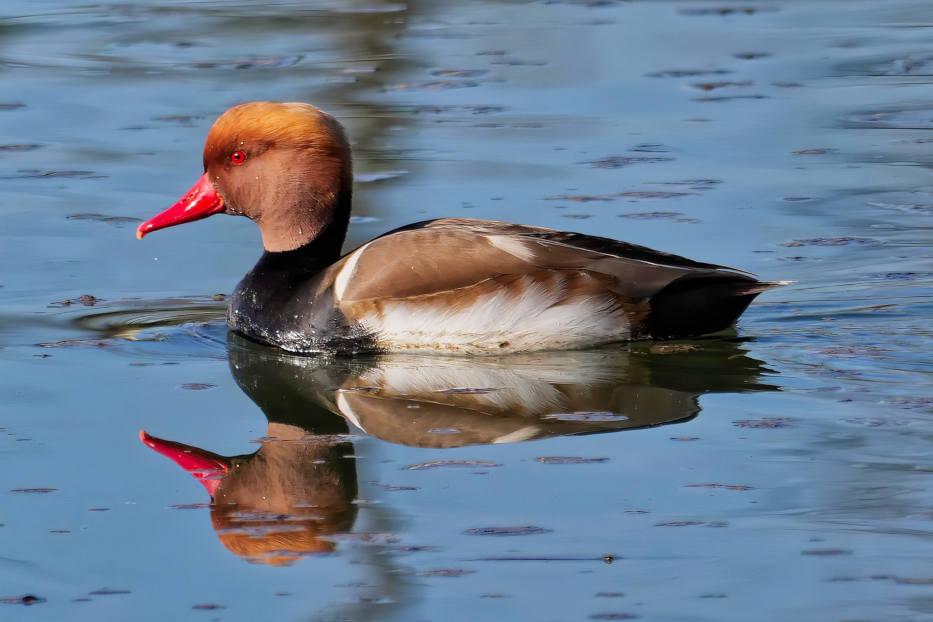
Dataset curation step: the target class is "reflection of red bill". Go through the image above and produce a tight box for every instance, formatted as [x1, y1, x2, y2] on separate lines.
[139, 429, 229, 497]
[136, 173, 224, 239]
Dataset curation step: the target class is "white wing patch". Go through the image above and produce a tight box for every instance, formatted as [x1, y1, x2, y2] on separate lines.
[334, 243, 369, 302]
[487, 235, 542, 263]
[359, 274, 630, 354]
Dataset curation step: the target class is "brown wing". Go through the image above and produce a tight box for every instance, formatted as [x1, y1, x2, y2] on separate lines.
[331, 218, 752, 304]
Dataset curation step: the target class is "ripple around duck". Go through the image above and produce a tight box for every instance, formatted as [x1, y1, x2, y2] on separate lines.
[47, 298, 229, 362]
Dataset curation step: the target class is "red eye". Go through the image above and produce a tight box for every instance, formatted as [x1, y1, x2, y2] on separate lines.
[230, 150, 246, 164]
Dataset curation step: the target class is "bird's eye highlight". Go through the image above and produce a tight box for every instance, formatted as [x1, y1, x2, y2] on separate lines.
[230, 151, 247, 164]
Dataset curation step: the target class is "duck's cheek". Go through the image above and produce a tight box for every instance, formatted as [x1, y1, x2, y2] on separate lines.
[136, 173, 226, 239]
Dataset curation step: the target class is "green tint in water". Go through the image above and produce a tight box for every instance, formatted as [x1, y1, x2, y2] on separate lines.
[0, 1, 931, 620]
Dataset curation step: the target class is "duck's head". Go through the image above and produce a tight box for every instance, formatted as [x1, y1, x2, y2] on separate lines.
[137, 101, 353, 253]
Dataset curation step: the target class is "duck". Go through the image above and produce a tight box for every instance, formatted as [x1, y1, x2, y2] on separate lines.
[137, 101, 786, 355]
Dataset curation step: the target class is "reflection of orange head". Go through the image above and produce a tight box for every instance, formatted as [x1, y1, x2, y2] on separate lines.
[141, 425, 358, 566]
[211, 506, 338, 566]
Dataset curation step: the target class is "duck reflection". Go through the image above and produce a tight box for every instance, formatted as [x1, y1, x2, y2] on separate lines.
[141, 413, 357, 566]
[142, 336, 775, 564]
[227, 336, 777, 447]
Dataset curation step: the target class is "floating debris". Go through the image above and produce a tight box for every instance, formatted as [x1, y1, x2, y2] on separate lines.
[692, 94, 769, 102]
[49, 294, 102, 307]
[181, 383, 216, 390]
[801, 549, 853, 556]
[584, 156, 673, 168]
[792, 148, 838, 155]
[536, 456, 609, 464]
[421, 569, 476, 577]
[11, 169, 99, 179]
[630, 143, 671, 153]
[67, 213, 142, 225]
[388, 80, 479, 91]
[406, 460, 502, 470]
[463, 526, 553, 536]
[691, 81, 754, 91]
[431, 69, 488, 78]
[733, 417, 796, 428]
[189, 56, 301, 70]
[618, 211, 686, 220]
[646, 69, 731, 78]
[780, 237, 877, 247]
[655, 520, 729, 527]
[369, 482, 420, 491]
[684, 483, 754, 491]
[679, 7, 778, 16]
[88, 588, 131, 596]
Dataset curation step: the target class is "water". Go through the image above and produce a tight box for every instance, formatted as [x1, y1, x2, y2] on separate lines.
[1, 1, 932, 619]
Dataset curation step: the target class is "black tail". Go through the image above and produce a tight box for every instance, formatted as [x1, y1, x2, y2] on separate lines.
[646, 275, 787, 339]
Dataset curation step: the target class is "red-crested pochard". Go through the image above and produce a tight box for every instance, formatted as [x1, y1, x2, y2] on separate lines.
[137, 101, 786, 354]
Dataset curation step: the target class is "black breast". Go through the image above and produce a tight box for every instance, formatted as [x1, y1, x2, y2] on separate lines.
[227, 249, 376, 354]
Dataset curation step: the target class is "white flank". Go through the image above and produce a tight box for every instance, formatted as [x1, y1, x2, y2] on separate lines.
[333, 243, 369, 301]
[361, 275, 630, 354]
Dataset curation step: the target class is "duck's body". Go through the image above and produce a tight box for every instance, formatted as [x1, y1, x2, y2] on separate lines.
[137, 102, 784, 354]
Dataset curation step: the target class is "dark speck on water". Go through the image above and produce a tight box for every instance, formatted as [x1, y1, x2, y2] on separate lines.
[1, 595, 45, 606]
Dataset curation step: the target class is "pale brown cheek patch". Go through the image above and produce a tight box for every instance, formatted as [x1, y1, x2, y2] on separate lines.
[341, 270, 641, 353]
